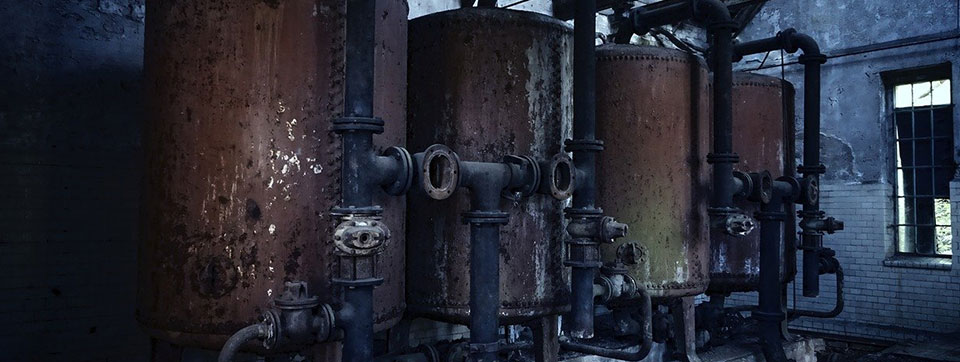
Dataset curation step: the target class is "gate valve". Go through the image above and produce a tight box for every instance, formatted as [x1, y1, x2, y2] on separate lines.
[798, 175, 820, 206]
[800, 212, 844, 234]
[821, 217, 844, 234]
[333, 217, 390, 256]
[817, 249, 841, 275]
[566, 215, 629, 243]
[262, 281, 335, 349]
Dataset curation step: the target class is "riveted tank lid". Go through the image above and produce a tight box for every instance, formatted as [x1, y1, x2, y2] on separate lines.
[596, 43, 707, 67]
[409, 6, 572, 32]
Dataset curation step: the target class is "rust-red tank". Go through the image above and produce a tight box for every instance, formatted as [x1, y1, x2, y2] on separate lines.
[708, 72, 797, 293]
[596, 44, 712, 300]
[405, 7, 572, 325]
[138, 0, 408, 349]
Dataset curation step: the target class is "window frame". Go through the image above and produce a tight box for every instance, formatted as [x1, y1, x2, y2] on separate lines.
[882, 63, 955, 258]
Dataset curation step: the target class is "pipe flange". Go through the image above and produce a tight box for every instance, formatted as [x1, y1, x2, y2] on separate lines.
[333, 217, 390, 256]
[502, 154, 540, 201]
[799, 176, 819, 206]
[732, 171, 753, 199]
[542, 153, 575, 200]
[421, 144, 460, 200]
[749, 171, 773, 204]
[383, 146, 414, 196]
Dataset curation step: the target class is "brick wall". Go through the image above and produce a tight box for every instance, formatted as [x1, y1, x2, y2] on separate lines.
[727, 182, 960, 341]
[0, 0, 149, 360]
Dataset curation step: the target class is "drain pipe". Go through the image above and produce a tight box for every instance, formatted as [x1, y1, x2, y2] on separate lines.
[733, 29, 844, 297]
[419, 145, 574, 362]
[789, 256, 844, 319]
[565, 0, 630, 341]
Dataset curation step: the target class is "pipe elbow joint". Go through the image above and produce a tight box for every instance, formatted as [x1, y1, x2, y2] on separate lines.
[692, 0, 735, 30]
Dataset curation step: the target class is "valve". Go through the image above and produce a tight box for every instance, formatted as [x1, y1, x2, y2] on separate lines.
[262, 281, 335, 349]
[723, 213, 756, 236]
[567, 215, 629, 243]
[333, 217, 390, 256]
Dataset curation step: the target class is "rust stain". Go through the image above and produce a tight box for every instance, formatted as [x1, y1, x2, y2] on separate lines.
[139, 0, 408, 349]
[595, 45, 712, 300]
[405, 7, 573, 325]
[708, 72, 798, 293]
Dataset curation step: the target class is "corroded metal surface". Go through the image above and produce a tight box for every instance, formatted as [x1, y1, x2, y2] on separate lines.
[708, 72, 797, 293]
[596, 45, 712, 299]
[406, 7, 573, 325]
[139, 0, 408, 350]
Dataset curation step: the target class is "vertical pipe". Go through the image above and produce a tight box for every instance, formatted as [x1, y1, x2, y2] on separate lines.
[568, 0, 600, 340]
[757, 190, 787, 362]
[342, 286, 375, 361]
[470, 222, 501, 362]
[801, 60, 823, 297]
[711, 28, 736, 211]
[340, 0, 379, 358]
[342, 0, 376, 208]
[573, 0, 597, 209]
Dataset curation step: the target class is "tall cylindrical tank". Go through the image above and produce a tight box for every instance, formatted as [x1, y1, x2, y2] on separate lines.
[708, 72, 797, 293]
[596, 45, 712, 299]
[138, 0, 408, 349]
[406, 8, 573, 325]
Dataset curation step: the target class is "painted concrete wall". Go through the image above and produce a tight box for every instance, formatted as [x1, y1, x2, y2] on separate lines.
[726, 0, 960, 341]
[0, 0, 148, 361]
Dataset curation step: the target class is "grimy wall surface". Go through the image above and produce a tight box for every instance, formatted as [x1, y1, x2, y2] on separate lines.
[0, 0, 148, 360]
[728, 0, 960, 341]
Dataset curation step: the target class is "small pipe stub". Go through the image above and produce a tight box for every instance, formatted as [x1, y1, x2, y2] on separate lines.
[541, 153, 576, 200]
[421, 144, 460, 200]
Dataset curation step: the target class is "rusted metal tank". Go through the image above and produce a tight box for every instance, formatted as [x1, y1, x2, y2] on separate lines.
[405, 7, 573, 325]
[596, 44, 712, 299]
[138, 0, 408, 349]
[708, 72, 797, 293]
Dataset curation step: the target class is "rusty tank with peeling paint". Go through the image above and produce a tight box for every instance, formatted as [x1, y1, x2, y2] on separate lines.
[138, 0, 408, 350]
[596, 45, 712, 300]
[405, 8, 573, 325]
[708, 72, 797, 293]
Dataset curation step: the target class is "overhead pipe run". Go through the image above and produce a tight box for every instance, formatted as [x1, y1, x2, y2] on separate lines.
[419, 144, 574, 362]
[218, 0, 415, 359]
[732, 28, 845, 298]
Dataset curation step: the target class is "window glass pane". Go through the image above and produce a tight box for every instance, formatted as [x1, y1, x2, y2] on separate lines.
[934, 138, 954, 167]
[916, 168, 933, 195]
[895, 84, 913, 108]
[931, 79, 951, 106]
[934, 168, 953, 196]
[897, 140, 914, 168]
[895, 111, 913, 138]
[932, 107, 953, 137]
[899, 226, 916, 253]
[913, 81, 933, 107]
[898, 167, 914, 197]
[917, 225, 936, 254]
[914, 109, 932, 138]
[914, 139, 932, 167]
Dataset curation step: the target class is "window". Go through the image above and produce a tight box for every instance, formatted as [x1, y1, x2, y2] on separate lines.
[891, 69, 954, 257]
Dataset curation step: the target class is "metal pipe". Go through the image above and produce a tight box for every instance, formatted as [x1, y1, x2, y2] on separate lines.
[559, 287, 653, 360]
[790, 264, 844, 319]
[731, 29, 833, 297]
[341, 285, 375, 361]
[341, 0, 377, 208]
[217, 323, 270, 362]
[755, 181, 791, 362]
[566, 0, 603, 340]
